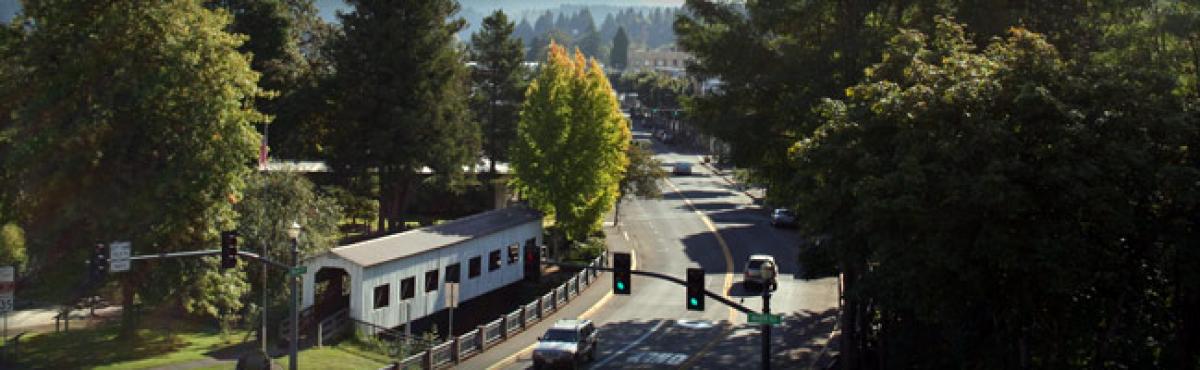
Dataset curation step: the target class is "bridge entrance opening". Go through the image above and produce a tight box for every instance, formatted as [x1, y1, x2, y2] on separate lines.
[314, 267, 350, 320]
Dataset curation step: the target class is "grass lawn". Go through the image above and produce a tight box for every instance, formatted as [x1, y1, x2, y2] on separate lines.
[272, 345, 391, 370]
[15, 320, 393, 370]
[14, 320, 230, 369]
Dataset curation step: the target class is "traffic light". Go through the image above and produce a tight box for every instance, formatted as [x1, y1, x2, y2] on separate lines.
[613, 252, 631, 295]
[686, 268, 705, 311]
[220, 231, 238, 270]
[524, 245, 541, 281]
[89, 243, 108, 281]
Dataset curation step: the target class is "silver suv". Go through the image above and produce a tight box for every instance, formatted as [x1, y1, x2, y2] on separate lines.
[533, 319, 598, 369]
[744, 254, 778, 290]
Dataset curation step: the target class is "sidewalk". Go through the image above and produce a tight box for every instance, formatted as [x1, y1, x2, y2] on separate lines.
[2, 305, 121, 334]
[697, 160, 766, 204]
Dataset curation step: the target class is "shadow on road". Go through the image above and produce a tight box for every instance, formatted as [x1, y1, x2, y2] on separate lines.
[662, 190, 735, 200]
[688, 307, 840, 370]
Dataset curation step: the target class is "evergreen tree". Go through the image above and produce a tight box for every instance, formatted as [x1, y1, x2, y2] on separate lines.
[512, 42, 630, 243]
[470, 10, 527, 173]
[611, 26, 629, 70]
[328, 0, 480, 232]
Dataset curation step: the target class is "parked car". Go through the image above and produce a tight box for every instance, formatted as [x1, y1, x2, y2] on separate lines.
[770, 208, 796, 228]
[744, 254, 778, 291]
[533, 319, 598, 369]
[673, 162, 693, 176]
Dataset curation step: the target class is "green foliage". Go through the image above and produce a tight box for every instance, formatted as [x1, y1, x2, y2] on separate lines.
[619, 143, 666, 200]
[0, 222, 26, 268]
[512, 42, 631, 242]
[327, 0, 480, 232]
[236, 172, 342, 259]
[791, 18, 1198, 367]
[182, 257, 249, 338]
[470, 10, 527, 173]
[610, 26, 629, 70]
[235, 171, 341, 305]
[614, 71, 688, 110]
[0, 0, 266, 308]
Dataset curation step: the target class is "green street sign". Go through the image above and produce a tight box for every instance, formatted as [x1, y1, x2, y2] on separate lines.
[289, 266, 307, 276]
[747, 313, 782, 325]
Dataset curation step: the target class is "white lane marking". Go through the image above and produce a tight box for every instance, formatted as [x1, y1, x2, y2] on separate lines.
[593, 319, 667, 368]
[674, 319, 715, 330]
[625, 351, 688, 366]
[623, 231, 629, 241]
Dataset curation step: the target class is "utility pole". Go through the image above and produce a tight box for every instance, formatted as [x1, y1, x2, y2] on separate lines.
[261, 251, 268, 354]
[289, 236, 299, 370]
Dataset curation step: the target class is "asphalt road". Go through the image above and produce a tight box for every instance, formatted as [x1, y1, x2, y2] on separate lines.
[474, 128, 839, 369]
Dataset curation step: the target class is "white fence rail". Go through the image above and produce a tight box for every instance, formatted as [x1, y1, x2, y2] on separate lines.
[381, 254, 607, 369]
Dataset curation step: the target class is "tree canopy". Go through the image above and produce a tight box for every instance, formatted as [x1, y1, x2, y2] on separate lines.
[678, 0, 1200, 367]
[0, 0, 267, 333]
[511, 42, 631, 242]
[470, 10, 527, 174]
[326, 0, 480, 233]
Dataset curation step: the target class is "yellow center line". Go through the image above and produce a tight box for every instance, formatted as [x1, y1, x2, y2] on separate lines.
[664, 173, 740, 369]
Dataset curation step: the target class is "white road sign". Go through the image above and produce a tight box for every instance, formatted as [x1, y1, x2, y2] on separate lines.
[0, 266, 14, 314]
[109, 241, 132, 272]
[445, 282, 459, 308]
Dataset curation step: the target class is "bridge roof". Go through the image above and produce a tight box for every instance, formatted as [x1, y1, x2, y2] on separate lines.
[330, 206, 543, 267]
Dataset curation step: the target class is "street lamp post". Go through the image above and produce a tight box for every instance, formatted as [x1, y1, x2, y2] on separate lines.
[287, 222, 301, 370]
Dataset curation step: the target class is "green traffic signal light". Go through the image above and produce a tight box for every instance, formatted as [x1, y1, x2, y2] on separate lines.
[613, 252, 631, 295]
[686, 267, 704, 311]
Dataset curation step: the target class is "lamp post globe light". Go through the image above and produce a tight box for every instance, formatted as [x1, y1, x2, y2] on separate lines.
[288, 221, 301, 370]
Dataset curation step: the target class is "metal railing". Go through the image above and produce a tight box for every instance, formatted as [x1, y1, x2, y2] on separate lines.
[505, 309, 522, 336]
[541, 292, 555, 315]
[483, 318, 503, 347]
[382, 254, 606, 369]
[457, 328, 480, 359]
[429, 341, 453, 368]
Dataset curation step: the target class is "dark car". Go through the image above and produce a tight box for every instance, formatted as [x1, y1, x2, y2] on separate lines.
[533, 319, 598, 369]
[770, 208, 797, 228]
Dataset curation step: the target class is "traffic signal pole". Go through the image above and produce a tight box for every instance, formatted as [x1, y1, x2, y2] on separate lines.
[542, 260, 756, 314]
[762, 289, 771, 370]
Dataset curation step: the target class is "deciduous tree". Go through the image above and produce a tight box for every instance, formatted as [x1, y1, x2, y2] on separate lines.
[0, 0, 268, 336]
[512, 42, 631, 242]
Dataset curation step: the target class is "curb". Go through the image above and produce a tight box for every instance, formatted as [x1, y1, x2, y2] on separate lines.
[699, 160, 762, 203]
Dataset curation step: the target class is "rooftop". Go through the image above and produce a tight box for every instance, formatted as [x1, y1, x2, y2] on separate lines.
[330, 206, 543, 267]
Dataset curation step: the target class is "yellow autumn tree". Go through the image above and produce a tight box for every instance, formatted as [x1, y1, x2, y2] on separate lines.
[511, 41, 631, 243]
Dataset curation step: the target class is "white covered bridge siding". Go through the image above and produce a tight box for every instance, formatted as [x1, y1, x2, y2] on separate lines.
[300, 206, 543, 330]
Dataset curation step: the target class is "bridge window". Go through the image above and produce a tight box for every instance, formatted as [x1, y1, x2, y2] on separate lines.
[489, 250, 502, 271]
[425, 269, 439, 292]
[401, 277, 415, 300]
[446, 263, 461, 283]
[373, 284, 390, 309]
[508, 244, 519, 264]
[469, 256, 482, 278]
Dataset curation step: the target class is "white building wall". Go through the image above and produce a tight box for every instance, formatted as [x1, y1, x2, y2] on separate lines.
[300, 254, 363, 317]
[310, 219, 542, 329]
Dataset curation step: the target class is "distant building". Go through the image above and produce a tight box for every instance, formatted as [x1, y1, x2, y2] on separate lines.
[626, 47, 693, 76]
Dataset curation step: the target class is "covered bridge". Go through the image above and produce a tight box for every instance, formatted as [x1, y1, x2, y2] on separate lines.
[299, 205, 543, 330]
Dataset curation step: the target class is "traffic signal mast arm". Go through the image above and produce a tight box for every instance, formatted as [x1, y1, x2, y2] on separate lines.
[125, 249, 289, 269]
[543, 260, 758, 315]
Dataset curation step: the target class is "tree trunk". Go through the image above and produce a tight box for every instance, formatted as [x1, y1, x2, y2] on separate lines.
[613, 195, 623, 225]
[118, 272, 138, 339]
